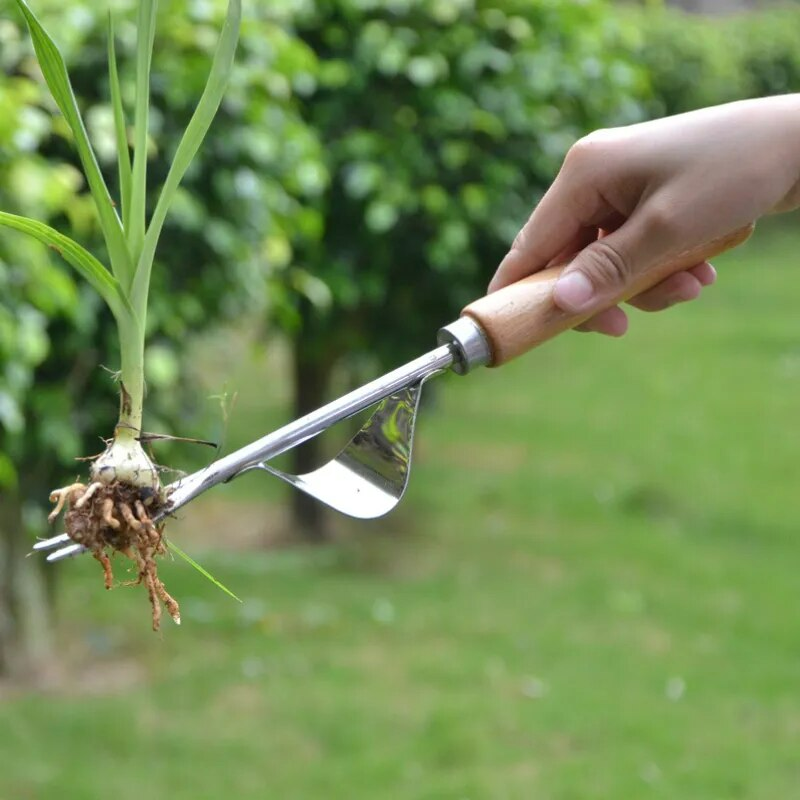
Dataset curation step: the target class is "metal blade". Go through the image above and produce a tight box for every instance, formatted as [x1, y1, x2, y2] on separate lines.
[257, 382, 425, 519]
[33, 533, 72, 551]
[46, 542, 86, 562]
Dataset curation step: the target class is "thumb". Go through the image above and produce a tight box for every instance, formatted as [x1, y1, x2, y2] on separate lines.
[553, 226, 649, 315]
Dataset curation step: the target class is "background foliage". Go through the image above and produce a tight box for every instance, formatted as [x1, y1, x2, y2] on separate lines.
[630, 5, 800, 115]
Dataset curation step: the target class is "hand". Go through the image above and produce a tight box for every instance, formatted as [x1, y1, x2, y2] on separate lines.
[489, 95, 800, 336]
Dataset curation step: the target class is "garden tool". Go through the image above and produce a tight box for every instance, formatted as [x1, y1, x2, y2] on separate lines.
[35, 226, 752, 562]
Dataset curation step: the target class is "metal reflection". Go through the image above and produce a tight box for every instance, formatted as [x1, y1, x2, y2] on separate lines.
[257, 381, 426, 519]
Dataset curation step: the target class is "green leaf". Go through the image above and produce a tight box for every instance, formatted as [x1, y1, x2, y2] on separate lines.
[131, 0, 241, 311]
[127, 0, 158, 263]
[13, 0, 132, 284]
[0, 212, 132, 322]
[166, 539, 242, 603]
[107, 14, 132, 242]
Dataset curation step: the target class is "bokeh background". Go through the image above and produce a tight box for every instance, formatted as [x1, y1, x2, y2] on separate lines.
[2, 0, 800, 797]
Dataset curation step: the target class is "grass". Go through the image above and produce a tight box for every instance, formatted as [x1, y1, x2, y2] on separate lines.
[2, 219, 800, 798]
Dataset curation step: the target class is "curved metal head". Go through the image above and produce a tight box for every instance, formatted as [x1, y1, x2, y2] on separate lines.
[255, 381, 427, 519]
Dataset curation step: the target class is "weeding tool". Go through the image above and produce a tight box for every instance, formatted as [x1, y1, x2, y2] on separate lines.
[35, 226, 752, 562]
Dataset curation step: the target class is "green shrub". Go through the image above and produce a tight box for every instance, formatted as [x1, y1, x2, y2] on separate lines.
[629, 6, 800, 116]
[737, 8, 800, 97]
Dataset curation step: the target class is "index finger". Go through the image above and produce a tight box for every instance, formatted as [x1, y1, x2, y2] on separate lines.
[488, 159, 623, 292]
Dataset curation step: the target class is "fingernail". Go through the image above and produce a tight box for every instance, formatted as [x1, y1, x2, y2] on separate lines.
[554, 271, 593, 311]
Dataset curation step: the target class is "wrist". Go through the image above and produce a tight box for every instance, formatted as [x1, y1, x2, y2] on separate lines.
[741, 95, 800, 215]
[768, 95, 800, 188]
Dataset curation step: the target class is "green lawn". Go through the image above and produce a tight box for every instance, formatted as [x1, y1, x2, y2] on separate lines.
[3, 220, 800, 799]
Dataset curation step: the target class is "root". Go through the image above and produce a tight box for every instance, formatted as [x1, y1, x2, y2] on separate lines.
[118, 502, 142, 531]
[155, 577, 181, 626]
[143, 569, 161, 632]
[134, 499, 148, 522]
[48, 483, 85, 523]
[101, 498, 121, 530]
[123, 548, 147, 588]
[136, 500, 163, 550]
[75, 481, 103, 510]
[93, 550, 114, 590]
[49, 479, 177, 631]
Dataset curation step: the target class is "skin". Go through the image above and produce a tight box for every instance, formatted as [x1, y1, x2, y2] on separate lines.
[489, 95, 800, 336]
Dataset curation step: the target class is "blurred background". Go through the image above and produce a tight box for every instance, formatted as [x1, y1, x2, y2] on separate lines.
[2, 0, 800, 797]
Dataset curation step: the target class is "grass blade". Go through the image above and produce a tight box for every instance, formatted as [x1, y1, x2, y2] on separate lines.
[167, 539, 242, 603]
[127, 0, 158, 263]
[13, 0, 132, 284]
[108, 13, 133, 243]
[131, 0, 241, 310]
[0, 212, 132, 321]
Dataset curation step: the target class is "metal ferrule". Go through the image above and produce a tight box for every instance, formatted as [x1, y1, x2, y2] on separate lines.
[437, 316, 491, 374]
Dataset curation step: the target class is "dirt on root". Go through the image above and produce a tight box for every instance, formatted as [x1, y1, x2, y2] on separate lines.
[50, 480, 179, 631]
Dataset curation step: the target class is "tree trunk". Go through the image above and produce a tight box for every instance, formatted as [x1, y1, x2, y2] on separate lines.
[0, 494, 17, 676]
[0, 490, 54, 682]
[289, 336, 335, 543]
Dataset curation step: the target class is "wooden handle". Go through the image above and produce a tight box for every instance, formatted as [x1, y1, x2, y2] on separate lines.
[462, 224, 754, 367]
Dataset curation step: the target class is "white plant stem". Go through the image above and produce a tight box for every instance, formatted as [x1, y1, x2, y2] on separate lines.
[91, 435, 159, 490]
[91, 308, 159, 491]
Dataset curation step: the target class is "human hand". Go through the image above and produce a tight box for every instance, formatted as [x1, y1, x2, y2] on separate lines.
[489, 95, 800, 336]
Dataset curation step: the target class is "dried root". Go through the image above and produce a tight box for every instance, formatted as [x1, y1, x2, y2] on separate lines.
[49, 480, 179, 631]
